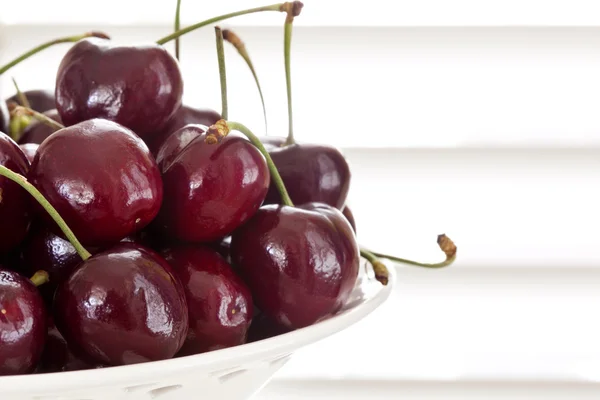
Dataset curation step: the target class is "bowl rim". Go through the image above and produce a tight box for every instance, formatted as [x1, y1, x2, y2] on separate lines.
[0, 263, 396, 393]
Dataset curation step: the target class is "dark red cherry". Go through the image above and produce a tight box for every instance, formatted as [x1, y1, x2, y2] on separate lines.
[19, 143, 38, 163]
[341, 205, 357, 233]
[20, 222, 82, 304]
[0, 268, 46, 375]
[264, 143, 351, 210]
[0, 100, 8, 134]
[28, 118, 163, 246]
[17, 109, 62, 145]
[231, 203, 359, 330]
[154, 123, 205, 171]
[161, 244, 252, 355]
[7, 89, 55, 113]
[145, 105, 221, 155]
[56, 37, 183, 138]
[247, 311, 290, 343]
[38, 317, 102, 373]
[53, 243, 188, 366]
[155, 126, 269, 243]
[0, 132, 31, 254]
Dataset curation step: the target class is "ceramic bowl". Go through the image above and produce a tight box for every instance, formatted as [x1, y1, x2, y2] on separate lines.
[1, 262, 395, 400]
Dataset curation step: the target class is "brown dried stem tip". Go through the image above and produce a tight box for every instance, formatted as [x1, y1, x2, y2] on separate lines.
[222, 29, 243, 49]
[205, 119, 231, 144]
[280, 1, 304, 22]
[85, 31, 111, 40]
[437, 234, 457, 260]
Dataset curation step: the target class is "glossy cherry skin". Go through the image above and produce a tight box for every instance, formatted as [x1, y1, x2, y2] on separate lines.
[341, 205, 357, 234]
[56, 38, 183, 138]
[264, 143, 351, 210]
[38, 317, 102, 373]
[28, 118, 163, 246]
[145, 105, 221, 155]
[54, 243, 189, 366]
[18, 109, 62, 145]
[0, 99, 8, 134]
[161, 244, 253, 355]
[0, 268, 46, 375]
[155, 126, 270, 243]
[231, 203, 359, 330]
[7, 89, 55, 113]
[19, 143, 38, 163]
[0, 132, 31, 254]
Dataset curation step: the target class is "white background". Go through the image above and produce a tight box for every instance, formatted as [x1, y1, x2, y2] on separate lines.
[3, 0, 600, 398]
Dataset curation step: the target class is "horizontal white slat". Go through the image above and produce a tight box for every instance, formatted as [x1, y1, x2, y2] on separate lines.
[3, 26, 600, 148]
[3, 0, 600, 27]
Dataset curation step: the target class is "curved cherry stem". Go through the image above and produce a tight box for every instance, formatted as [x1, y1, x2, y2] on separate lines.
[359, 249, 390, 286]
[156, 2, 304, 45]
[30, 270, 49, 287]
[205, 119, 294, 206]
[11, 78, 30, 109]
[10, 106, 65, 132]
[0, 31, 110, 76]
[283, 12, 298, 145]
[215, 27, 228, 120]
[0, 165, 91, 261]
[369, 234, 458, 269]
[223, 29, 268, 135]
[174, 0, 183, 60]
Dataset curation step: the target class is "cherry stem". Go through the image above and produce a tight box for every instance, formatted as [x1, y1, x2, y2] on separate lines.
[368, 234, 458, 269]
[359, 249, 390, 286]
[0, 31, 110, 76]
[10, 106, 64, 132]
[283, 12, 298, 145]
[11, 78, 30, 109]
[174, 0, 182, 60]
[206, 119, 294, 206]
[0, 165, 91, 261]
[223, 29, 268, 135]
[30, 270, 49, 287]
[215, 26, 228, 120]
[156, 2, 303, 45]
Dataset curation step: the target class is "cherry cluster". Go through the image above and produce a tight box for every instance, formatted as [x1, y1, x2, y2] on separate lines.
[0, 1, 456, 376]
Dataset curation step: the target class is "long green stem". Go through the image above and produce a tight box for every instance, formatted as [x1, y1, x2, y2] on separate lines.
[11, 106, 65, 132]
[369, 234, 458, 269]
[205, 120, 294, 206]
[156, 3, 296, 45]
[0, 165, 91, 261]
[11, 78, 30, 109]
[215, 27, 228, 120]
[0, 31, 110, 76]
[360, 249, 389, 286]
[283, 16, 296, 145]
[174, 0, 183, 60]
[223, 29, 268, 135]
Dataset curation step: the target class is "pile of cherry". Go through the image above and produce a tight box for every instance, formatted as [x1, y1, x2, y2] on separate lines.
[0, 1, 456, 377]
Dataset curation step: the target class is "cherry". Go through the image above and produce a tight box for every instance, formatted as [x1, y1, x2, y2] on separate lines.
[55, 38, 183, 138]
[161, 244, 253, 355]
[38, 317, 102, 373]
[28, 118, 163, 246]
[7, 89, 55, 114]
[0, 100, 8, 134]
[264, 143, 351, 209]
[18, 109, 62, 145]
[231, 202, 359, 329]
[154, 124, 269, 243]
[19, 143, 38, 163]
[341, 205, 357, 233]
[0, 132, 31, 254]
[0, 268, 46, 376]
[145, 105, 221, 155]
[54, 243, 189, 366]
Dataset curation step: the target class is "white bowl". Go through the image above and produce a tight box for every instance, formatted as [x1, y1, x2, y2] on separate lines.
[1, 263, 395, 400]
